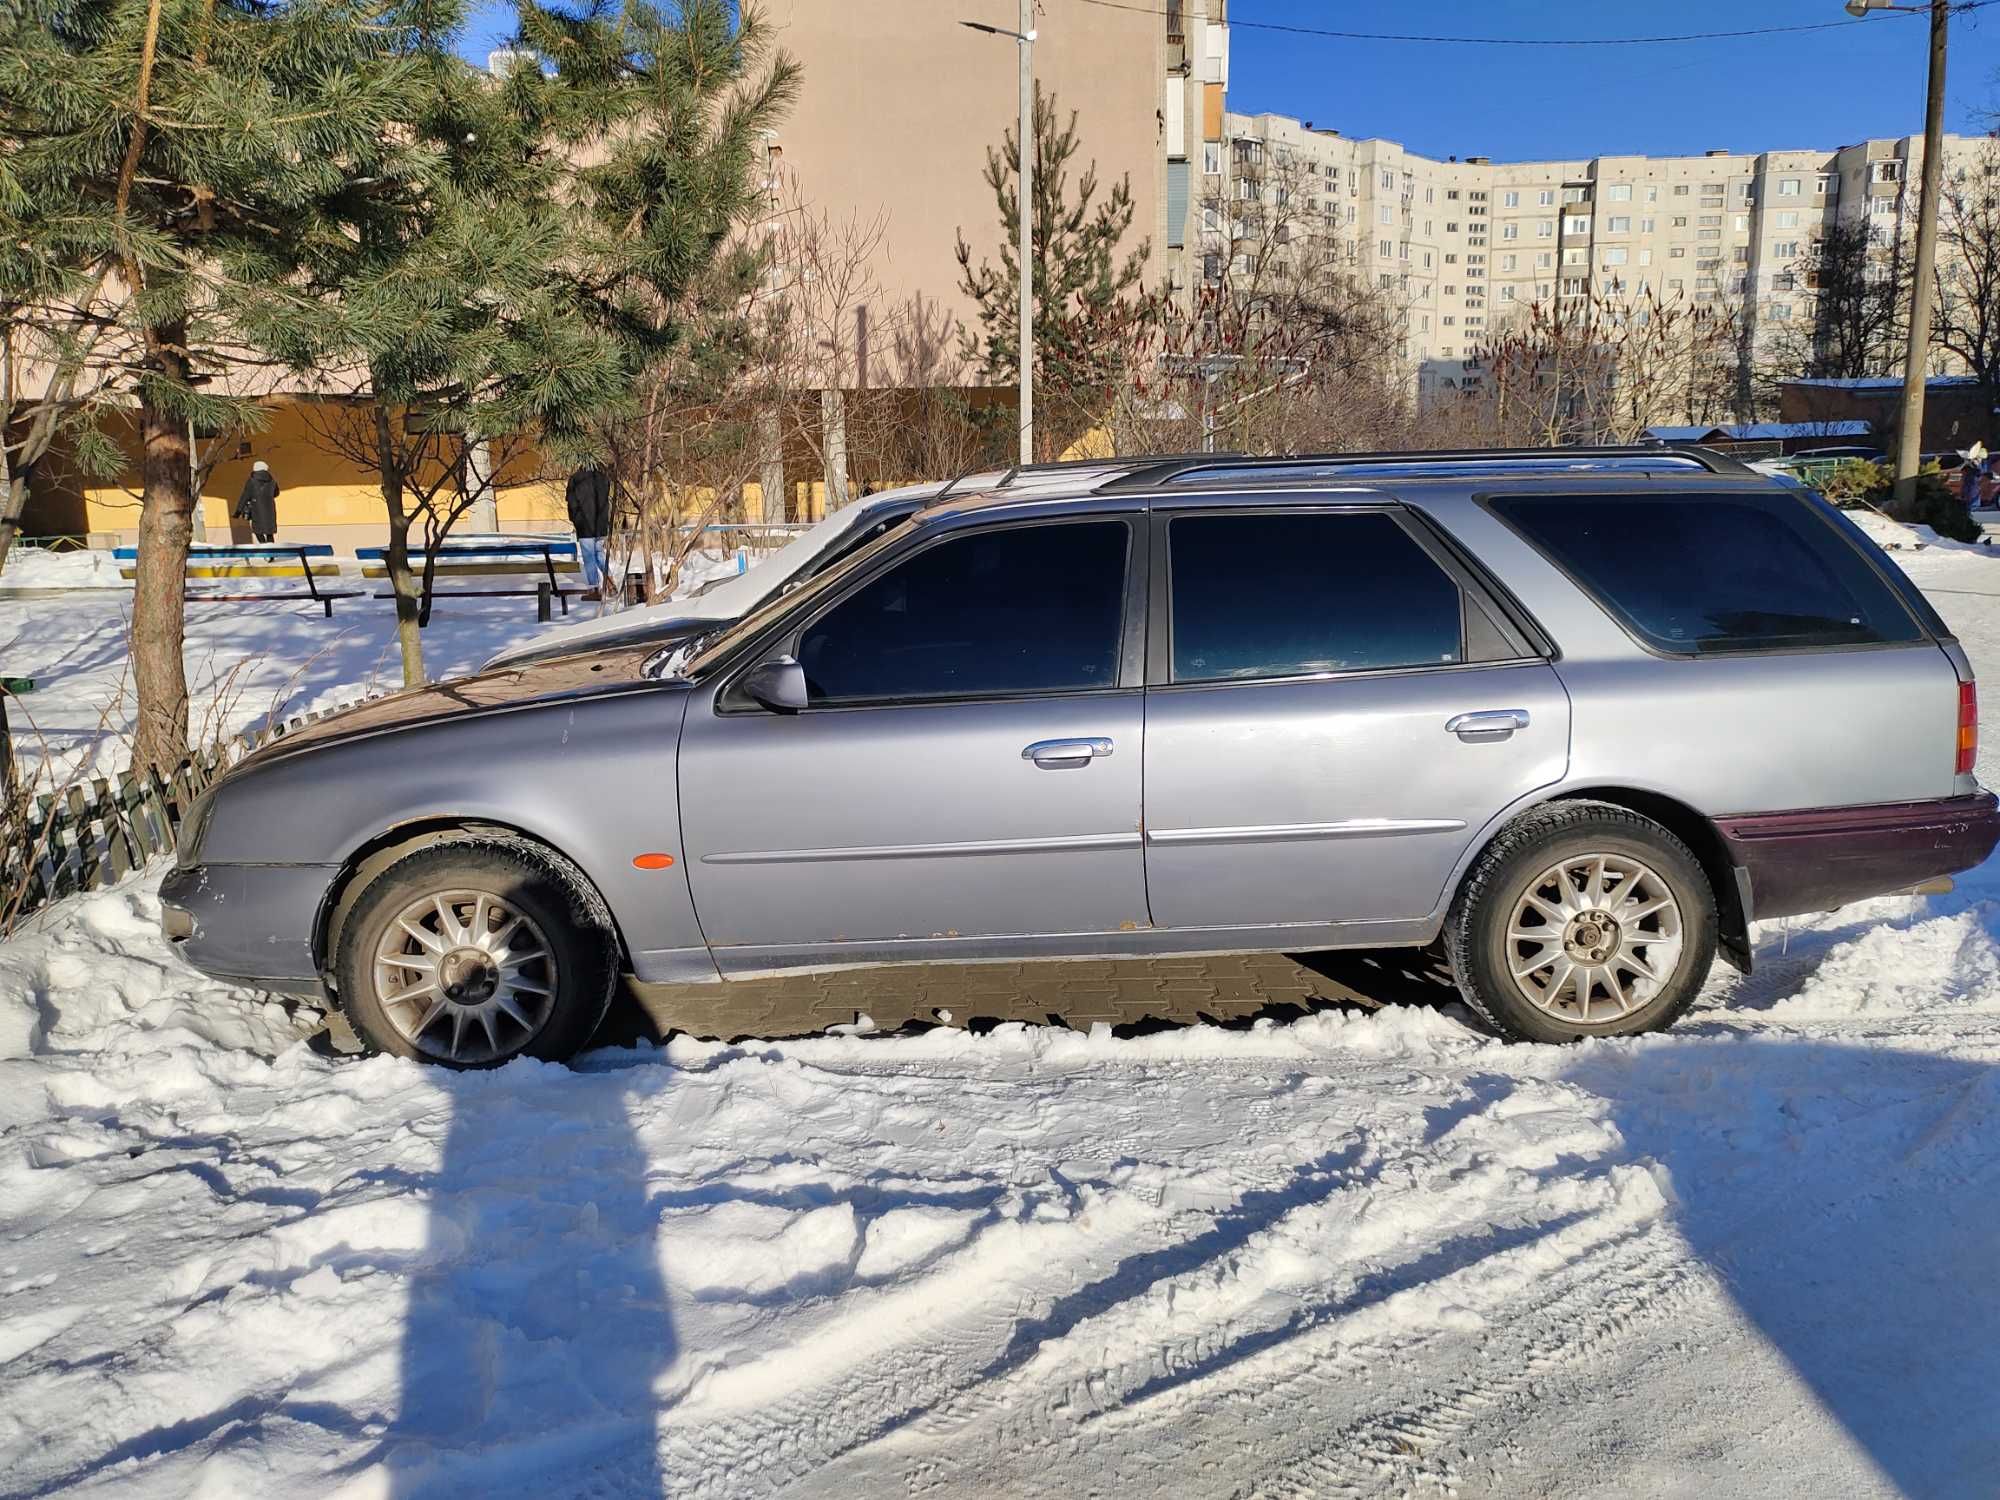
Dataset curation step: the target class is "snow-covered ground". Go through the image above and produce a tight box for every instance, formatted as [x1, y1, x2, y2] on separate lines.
[4, 525, 2000, 1497]
[0, 544, 746, 783]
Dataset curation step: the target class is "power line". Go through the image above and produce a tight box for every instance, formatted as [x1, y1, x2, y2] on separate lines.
[1071, 0, 1992, 48]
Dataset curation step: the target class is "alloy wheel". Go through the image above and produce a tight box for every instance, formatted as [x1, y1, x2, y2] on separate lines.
[371, 888, 556, 1064]
[1503, 852, 1684, 1023]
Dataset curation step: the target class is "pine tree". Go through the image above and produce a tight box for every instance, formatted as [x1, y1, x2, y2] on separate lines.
[0, 0, 421, 770]
[955, 85, 1157, 459]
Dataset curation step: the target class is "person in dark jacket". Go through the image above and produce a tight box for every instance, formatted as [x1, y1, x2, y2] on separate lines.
[565, 462, 614, 601]
[234, 461, 279, 544]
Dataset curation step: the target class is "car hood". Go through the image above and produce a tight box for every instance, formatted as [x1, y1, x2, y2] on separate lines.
[239, 644, 670, 769]
[483, 602, 734, 670]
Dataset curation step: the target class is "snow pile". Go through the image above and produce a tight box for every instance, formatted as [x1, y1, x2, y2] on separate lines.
[0, 545, 125, 589]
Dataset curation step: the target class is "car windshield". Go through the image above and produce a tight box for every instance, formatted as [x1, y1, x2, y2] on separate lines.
[652, 518, 922, 680]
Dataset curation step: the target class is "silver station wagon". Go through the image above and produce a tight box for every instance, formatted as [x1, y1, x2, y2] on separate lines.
[162, 447, 2000, 1066]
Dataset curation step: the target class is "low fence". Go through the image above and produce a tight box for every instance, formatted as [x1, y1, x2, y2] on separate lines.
[0, 697, 366, 932]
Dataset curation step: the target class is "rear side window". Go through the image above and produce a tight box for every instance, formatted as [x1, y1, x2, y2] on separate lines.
[1490, 492, 1925, 654]
[799, 521, 1128, 702]
[1168, 511, 1465, 682]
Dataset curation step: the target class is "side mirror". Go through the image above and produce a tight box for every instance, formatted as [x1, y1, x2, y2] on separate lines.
[742, 654, 808, 713]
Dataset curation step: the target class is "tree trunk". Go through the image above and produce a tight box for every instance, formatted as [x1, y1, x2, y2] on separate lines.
[758, 404, 786, 524]
[130, 375, 195, 774]
[0, 473, 27, 574]
[374, 404, 425, 686]
[821, 387, 850, 513]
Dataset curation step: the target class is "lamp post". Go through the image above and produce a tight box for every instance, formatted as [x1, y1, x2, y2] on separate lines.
[962, 6, 1036, 465]
[1846, 0, 1949, 512]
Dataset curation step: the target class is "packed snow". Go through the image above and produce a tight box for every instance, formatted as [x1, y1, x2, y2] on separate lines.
[2, 522, 2000, 1497]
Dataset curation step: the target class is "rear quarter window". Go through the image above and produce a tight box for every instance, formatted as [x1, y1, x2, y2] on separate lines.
[1489, 491, 1927, 654]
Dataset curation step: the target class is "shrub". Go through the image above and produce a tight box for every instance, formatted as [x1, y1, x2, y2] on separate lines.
[1813, 457, 1980, 542]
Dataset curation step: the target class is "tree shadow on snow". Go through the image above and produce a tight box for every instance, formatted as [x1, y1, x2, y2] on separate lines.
[377, 1064, 675, 1498]
[1558, 1038, 2000, 1494]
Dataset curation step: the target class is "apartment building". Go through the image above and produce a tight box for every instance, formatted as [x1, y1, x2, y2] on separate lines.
[756, 0, 1221, 378]
[1204, 111, 1980, 413]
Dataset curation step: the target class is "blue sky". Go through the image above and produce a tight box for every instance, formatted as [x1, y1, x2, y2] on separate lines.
[1224, 0, 2000, 161]
[461, 1, 2000, 163]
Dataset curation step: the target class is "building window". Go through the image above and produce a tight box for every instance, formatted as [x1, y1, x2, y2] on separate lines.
[1445, 253, 1458, 264]
[1501, 285, 1516, 300]
[1772, 270, 1796, 291]
[1608, 184, 1632, 202]
[1538, 188, 1555, 206]
[1500, 253, 1517, 269]
[1672, 184, 1691, 196]
[1563, 186, 1588, 204]
[1817, 174, 1838, 197]
[1443, 315, 1455, 326]
[1639, 248, 1653, 265]
[1770, 302, 1793, 319]
[1733, 246, 1750, 263]
[1380, 205, 1392, 224]
[1773, 210, 1799, 229]
[1537, 251, 1553, 268]
[1503, 190, 1519, 207]
[1379, 238, 1393, 256]
[1732, 214, 1749, 232]
[1646, 185, 1660, 203]
[1640, 217, 1655, 233]
[1446, 188, 1460, 200]
[1608, 216, 1630, 232]
[1202, 142, 1221, 175]
[1669, 246, 1685, 258]
[1698, 214, 1722, 226]
[1874, 160, 1903, 183]
[1698, 228, 1721, 239]
[1603, 247, 1628, 266]
[1564, 215, 1589, 235]
[1446, 221, 1459, 232]
[1667, 277, 1683, 291]
[1381, 169, 1396, 188]
[1772, 240, 1800, 258]
[1778, 177, 1801, 196]
[1502, 222, 1518, 240]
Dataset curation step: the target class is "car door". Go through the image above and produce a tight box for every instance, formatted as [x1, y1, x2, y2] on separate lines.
[1142, 502, 1571, 931]
[677, 513, 1150, 973]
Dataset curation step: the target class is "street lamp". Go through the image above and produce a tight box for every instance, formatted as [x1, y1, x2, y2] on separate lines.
[1846, 0, 1949, 513]
[962, 8, 1036, 465]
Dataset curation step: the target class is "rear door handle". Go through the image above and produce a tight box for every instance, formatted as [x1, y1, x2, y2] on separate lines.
[1445, 709, 1530, 742]
[1023, 736, 1114, 769]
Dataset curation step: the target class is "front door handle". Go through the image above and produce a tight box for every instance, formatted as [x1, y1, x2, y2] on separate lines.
[1445, 709, 1530, 742]
[1023, 736, 1114, 769]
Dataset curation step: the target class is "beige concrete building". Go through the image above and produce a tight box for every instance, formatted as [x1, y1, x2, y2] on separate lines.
[1209, 111, 1983, 413]
[759, 0, 1226, 377]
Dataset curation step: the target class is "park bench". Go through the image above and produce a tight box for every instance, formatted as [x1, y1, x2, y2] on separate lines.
[355, 538, 581, 617]
[113, 544, 359, 618]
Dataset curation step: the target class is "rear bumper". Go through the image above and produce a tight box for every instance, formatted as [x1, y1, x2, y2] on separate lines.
[159, 861, 335, 997]
[1717, 791, 2000, 922]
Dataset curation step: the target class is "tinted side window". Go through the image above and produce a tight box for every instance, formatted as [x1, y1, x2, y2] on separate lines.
[799, 521, 1128, 703]
[1169, 511, 1464, 682]
[1491, 492, 1923, 654]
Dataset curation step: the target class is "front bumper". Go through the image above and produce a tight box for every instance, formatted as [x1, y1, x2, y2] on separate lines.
[159, 862, 337, 996]
[1717, 790, 2000, 922]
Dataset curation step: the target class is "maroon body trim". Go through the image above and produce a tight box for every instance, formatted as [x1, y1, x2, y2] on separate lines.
[1715, 791, 2000, 921]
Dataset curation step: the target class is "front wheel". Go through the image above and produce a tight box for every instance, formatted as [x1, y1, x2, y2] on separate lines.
[333, 838, 620, 1067]
[1446, 803, 1717, 1043]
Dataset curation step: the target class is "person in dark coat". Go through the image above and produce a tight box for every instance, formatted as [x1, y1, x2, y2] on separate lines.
[234, 461, 279, 543]
[565, 462, 614, 601]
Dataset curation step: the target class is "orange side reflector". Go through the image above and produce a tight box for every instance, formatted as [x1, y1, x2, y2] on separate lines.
[632, 852, 676, 870]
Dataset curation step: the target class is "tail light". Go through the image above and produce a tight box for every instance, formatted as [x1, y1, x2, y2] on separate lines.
[1958, 679, 1978, 776]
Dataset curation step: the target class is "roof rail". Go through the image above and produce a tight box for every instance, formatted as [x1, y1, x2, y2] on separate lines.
[1093, 444, 1755, 493]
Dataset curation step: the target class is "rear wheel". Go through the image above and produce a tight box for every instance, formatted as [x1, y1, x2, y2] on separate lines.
[333, 838, 619, 1067]
[1447, 803, 1716, 1043]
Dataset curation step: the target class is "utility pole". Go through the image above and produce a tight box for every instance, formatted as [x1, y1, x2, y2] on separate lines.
[961, 8, 1037, 465]
[1847, 0, 1949, 512]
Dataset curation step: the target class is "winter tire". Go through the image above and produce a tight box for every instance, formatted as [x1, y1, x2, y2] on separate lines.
[1447, 802, 1717, 1043]
[333, 837, 619, 1068]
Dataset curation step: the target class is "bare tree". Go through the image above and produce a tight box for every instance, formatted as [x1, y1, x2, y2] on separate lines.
[1114, 147, 1412, 455]
[1934, 139, 2000, 394]
[1467, 288, 1744, 445]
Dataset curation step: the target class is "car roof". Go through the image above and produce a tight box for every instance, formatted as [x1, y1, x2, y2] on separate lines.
[917, 445, 1777, 525]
